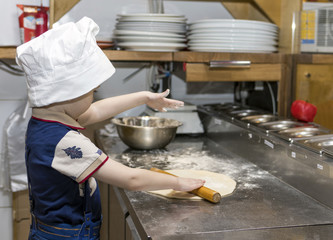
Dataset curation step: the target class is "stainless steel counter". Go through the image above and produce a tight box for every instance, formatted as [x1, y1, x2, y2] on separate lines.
[97, 133, 333, 240]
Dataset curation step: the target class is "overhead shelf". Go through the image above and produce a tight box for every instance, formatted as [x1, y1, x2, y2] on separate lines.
[0, 48, 285, 64]
[0, 47, 16, 59]
[293, 54, 333, 64]
[1, 47, 288, 63]
[173, 51, 286, 63]
[102, 50, 172, 61]
[0, 47, 173, 61]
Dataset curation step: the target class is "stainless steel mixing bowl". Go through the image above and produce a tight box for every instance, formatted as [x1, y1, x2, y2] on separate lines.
[111, 116, 182, 150]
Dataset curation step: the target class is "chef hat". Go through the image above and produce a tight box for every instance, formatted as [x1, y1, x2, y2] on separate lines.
[16, 17, 115, 107]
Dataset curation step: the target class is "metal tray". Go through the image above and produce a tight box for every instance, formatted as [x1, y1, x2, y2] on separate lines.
[301, 135, 333, 147]
[201, 103, 242, 114]
[258, 120, 309, 132]
[277, 127, 330, 140]
[230, 109, 263, 118]
[241, 114, 280, 124]
[295, 134, 333, 156]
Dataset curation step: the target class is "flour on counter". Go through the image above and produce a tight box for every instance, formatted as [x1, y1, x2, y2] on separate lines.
[113, 145, 274, 191]
[167, 152, 272, 190]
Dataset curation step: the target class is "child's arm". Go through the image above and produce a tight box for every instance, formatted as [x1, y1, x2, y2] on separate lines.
[93, 159, 205, 192]
[77, 89, 184, 126]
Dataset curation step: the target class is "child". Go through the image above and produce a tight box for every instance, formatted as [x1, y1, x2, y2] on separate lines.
[16, 17, 204, 240]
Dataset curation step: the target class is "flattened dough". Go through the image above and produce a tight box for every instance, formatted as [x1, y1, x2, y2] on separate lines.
[148, 169, 236, 200]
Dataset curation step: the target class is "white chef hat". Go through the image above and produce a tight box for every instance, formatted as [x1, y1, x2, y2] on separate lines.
[16, 17, 115, 107]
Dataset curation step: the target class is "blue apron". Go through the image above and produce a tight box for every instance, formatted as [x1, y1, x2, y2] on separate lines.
[28, 182, 101, 240]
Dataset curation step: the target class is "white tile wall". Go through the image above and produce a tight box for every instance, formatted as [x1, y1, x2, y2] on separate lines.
[0, 207, 13, 240]
[0, 72, 26, 100]
[0, 189, 11, 208]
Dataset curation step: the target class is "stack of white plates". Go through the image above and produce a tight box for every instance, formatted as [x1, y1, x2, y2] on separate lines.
[114, 13, 187, 52]
[187, 19, 279, 53]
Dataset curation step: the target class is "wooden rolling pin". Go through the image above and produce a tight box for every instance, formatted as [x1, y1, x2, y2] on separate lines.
[150, 167, 221, 203]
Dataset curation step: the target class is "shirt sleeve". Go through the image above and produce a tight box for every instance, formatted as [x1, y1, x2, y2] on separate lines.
[51, 130, 108, 183]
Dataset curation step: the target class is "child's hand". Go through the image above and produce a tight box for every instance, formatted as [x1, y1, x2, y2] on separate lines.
[146, 89, 184, 112]
[174, 177, 205, 192]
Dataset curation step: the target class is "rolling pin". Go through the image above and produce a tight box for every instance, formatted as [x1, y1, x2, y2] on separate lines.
[150, 167, 221, 203]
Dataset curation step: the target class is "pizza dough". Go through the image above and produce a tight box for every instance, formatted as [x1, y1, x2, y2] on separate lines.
[148, 169, 237, 201]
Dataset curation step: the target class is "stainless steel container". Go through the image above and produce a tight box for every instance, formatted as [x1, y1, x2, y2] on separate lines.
[230, 109, 263, 118]
[258, 120, 310, 132]
[112, 116, 182, 150]
[241, 114, 280, 124]
[294, 134, 333, 156]
[277, 127, 330, 139]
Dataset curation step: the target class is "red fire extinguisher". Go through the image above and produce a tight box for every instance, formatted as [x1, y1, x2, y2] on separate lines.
[35, 2, 48, 37]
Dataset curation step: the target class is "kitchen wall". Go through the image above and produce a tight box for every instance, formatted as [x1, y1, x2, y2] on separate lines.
[0, 1, 233, 239]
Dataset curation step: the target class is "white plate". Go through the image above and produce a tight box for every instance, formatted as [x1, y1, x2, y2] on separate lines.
[189, 48, 275, 53]
[117, 14, 187, 23]
[114, 36, 186, 43]
[115, 25, 186, 33]
[116, 23, 186, 32]
[118, 17, 187, 23]
[189, 19, 278, 30]
[117, 42, 187, 47]
[188, 33, 277, 41]
[188, 43, 276, 49]
[188, 43, 277, 49]
[188, 45, 277, 53]
[117, 42, 187, 52]
[118, 13, 186, 18]
[113, 30, 185, 38]
[189, 23, 277, 33]
[116, 21, 186, 28]
[188, 28, 278, 36]
[188, 39, 277, 46]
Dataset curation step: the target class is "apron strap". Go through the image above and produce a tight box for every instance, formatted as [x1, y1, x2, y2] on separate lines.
[83, 180, 92, 214]
[26, 149, 35, 214]
[79, 180, 95, 238]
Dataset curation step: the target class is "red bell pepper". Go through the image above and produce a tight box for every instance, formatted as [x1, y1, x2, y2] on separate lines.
[291, 100, 317, 122]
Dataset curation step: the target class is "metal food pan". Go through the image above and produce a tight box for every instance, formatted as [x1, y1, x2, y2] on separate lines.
[241, 114, 280, 124]
[277, 127, 330, 140]
[299, 134, 333, 147]
[296, 134, 333, 157]
[208, 103, 242, 113]
[258, 120, 310, 132]
[201, 103, 242, 114]
[230, 109, 263, 118]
